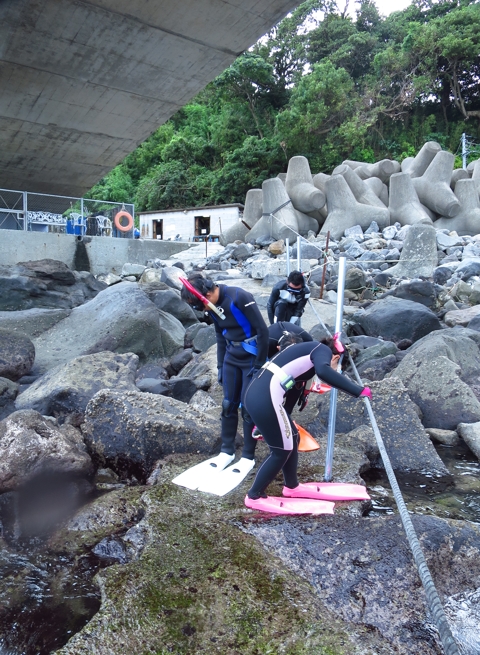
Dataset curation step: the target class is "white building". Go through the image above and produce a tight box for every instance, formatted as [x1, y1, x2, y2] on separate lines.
[138, 203, 244, 241]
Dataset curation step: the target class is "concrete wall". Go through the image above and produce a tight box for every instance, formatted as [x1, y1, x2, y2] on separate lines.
[0, 0, 299, 197]
[0, 231, 193, 276]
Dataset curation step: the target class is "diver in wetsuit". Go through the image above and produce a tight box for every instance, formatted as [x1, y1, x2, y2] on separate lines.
[243, 337, 371, 504]
[181, 273, 269, 471]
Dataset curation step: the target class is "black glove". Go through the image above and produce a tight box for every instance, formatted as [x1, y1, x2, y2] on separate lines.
[297, 391, 309, 412]
[217, 367, 223, 384]
[247, 366, 261, 378]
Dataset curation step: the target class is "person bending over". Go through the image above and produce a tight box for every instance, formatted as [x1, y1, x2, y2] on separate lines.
[181, 273, 269, 473]
[243, 337, 371, 506]
[267, 270, 310, 326]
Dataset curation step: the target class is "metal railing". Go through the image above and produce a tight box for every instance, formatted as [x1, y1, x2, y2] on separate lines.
[0, 187, 135, 238]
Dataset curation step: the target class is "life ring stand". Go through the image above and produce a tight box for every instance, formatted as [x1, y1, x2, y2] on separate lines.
[114, 210, 134, 232]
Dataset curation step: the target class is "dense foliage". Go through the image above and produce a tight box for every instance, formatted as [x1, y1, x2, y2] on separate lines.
[88, 0, 480, 210]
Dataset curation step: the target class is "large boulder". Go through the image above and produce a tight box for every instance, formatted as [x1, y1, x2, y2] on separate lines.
[382, 280, 437, 309]
[82, 389, 221, 481]
[0, 330, 35, 381]
[391, 328, 480, 430]
[0, 409, 93, 493]
[350, 296, 441, 343]
[0, 377, 18, 421]
[0, 260, 106, 310]
[387, 224, 438, 279]
[15, 351, 138, 423]
[307, 377, 449, 475]
[31, 282, 176, 373]
[145, 288, 197, 327]
[0, 308, 71, 339]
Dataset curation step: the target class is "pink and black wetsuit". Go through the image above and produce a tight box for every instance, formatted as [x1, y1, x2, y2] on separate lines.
[243, 341, 364, 499]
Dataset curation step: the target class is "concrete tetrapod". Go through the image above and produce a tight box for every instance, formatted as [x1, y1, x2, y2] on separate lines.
[472, 160, 480, 198]
[332, 164, 386, 207]
[285, 156, 326, 214]
[219, 221, 249, 246]
[388, 172, 433, 227]
[319, 174, 390, 240]
[364, 177, 389, 206]
[261, 177, 299, 242]
[402, 141, 442, 178]
[412, 151, 461, 217]
[450, 168, 469, 191]
[434, 179, 480, 236]
[242, 189, 263, 228]
[344, 159, 400, 183]
[387, 224, 438, 278]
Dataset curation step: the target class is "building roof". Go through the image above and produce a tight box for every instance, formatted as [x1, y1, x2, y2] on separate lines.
[138, 203, 244, 216]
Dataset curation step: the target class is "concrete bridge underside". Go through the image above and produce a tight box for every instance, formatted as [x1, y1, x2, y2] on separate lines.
[0, 0, 298, 197]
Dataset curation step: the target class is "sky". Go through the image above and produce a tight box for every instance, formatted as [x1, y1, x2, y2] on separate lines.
[348, 0, 414, 17]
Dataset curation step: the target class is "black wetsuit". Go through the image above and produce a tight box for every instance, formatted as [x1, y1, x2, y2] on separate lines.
[267, 322, 314, 413]
[267, 280, 311, 325]
[210, 285, 269, 459]
[243, 341, 364, 498]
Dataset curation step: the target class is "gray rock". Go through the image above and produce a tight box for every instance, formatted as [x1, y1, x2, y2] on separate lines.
[456, 258, 480, 281]
[160, 266, 184, 291]
[188, 390, 220, 413]
[387, 224, 438, 279]
[147, 289, 197, 326]
[260, 274, 285, 288]
[32, 283, 179, 373]
[121, 263, 146, 277]
[245, 513, 479, 654]
[436, 232, 464, 249]
[444, 307, 480, 328]
[433, 266, 454, 285]
[0, 330, 35, 381]
[0, 260, 106, 311]
[344, 267, 367, 292]
[169, 348, 194, 373]
[425, 428, 460, 446]
[391, 328, 480, 429]
[468, 314, 480, 332]
[309, 377, 449, 475]
[383, 280, 437, 309]
[0, 410, 93, 492]
[82, 390, 221, 481]
[15, 351, 138, 422]
[356, 354, 398, 381]
[351, 296, 441, 343]
[0, 308, 71, 339]
[192, 324, 217, 353]
[135, 364, 169, 382]
[457, 422, 480, 460]
[355, 341, 398, 367]
[231, 243, 254, 261]
[0, 377, 18, 421]
[291, 242, 323, 260]
[184, 323, 209, 349]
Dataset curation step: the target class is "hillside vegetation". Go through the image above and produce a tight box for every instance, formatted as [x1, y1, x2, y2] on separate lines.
[88, 0, 480, 211]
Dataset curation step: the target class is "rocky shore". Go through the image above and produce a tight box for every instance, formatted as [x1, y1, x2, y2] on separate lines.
[1, 222, 480, 654]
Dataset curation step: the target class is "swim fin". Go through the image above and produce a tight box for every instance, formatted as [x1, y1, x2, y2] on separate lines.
[283, 482, 370, 501]
[172, 453, 235, 490]
[244, 495, 335, 515]
[197, 458, 255, 496]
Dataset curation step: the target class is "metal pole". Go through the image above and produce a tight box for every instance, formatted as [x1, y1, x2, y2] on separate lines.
[296, 235, 301, 272]
[23, 191, 28, 231]
[324, 254, 347, 482]
[319, 231, 330, 299]
[285, 238, 290, 276]
[462, 133, 467, 170]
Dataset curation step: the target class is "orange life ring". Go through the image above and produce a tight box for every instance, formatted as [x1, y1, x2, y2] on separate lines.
[114, 210, 134, 232]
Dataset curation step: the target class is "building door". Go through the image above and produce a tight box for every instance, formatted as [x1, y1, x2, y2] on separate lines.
[153, 219, 163, 239]
[194, 216, 210, 239]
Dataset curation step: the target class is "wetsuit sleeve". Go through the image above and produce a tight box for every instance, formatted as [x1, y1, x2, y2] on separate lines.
[237, 290, 269, 368]
[310, 344, 364, 397]
[213, 319, 227, 368]
[267, 283, 281, 324]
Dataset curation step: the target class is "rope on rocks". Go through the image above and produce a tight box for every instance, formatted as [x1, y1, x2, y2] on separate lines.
[306, 306, 460, 655]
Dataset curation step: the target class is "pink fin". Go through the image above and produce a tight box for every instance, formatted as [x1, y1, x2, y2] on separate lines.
[244, 495, 334, 515]
[283, 482, 370, 501]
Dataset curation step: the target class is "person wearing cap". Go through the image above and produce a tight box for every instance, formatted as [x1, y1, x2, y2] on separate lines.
[243, 336, 372, 506]
[181, 273, 269, 475]
[267, 270, 310, 326]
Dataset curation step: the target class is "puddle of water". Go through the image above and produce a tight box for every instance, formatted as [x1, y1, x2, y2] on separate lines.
[363, 442, 480, 525]
[0, 546, 101, 655]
